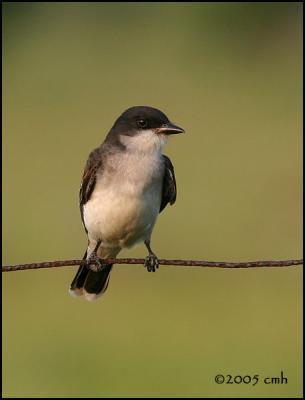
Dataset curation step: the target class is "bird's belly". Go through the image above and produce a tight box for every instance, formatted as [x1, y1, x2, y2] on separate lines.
[83, 184, 161, 248]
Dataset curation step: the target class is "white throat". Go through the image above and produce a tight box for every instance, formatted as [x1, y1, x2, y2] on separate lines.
[120, 130, 168, 155]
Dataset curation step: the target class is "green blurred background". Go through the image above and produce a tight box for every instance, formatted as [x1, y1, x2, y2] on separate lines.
[2, 2, 303, 398]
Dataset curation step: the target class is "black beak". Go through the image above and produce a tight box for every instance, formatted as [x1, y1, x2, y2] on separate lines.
[156, 122, 185, 135]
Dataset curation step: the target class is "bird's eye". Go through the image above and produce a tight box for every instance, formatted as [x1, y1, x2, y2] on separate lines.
[137, 119, 148, 129]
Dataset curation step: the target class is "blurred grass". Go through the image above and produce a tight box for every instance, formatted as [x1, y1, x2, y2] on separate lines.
[2, 2, 303, 398]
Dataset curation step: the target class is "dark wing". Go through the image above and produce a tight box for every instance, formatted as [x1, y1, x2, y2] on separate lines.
[79, 147, 102, 231]
[160, 155, 177, 213]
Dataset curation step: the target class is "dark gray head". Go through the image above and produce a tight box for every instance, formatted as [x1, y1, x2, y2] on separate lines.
[105, 106, 184, 150]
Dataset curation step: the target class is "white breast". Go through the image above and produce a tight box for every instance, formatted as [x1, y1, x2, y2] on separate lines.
[83, 143, 164, 249]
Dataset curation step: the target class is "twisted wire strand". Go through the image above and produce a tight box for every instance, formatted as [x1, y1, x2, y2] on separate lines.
[2, 258, 303, 272]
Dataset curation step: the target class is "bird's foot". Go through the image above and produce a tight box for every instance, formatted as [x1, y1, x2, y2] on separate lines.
[144, 254, 159, 272]
[85, 252, 105, 272]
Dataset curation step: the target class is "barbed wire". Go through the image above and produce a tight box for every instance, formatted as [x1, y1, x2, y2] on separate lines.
[2, 258, 303, 272]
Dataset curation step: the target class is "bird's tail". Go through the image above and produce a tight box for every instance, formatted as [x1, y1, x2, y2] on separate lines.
[69, 251, 113, 301]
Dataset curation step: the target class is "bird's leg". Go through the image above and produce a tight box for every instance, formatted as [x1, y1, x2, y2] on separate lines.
[86, 239, 104, 272]
[144, 239, 159, 272]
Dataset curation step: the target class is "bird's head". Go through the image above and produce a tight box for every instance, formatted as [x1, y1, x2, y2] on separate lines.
[107, 106, 185, 153]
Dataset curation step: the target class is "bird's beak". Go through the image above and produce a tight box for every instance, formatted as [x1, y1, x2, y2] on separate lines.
[156, 122, 185, 135]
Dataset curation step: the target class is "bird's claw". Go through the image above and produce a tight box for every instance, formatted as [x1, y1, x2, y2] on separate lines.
[85, 253, 105, 272]
[144, 254, 159, 272]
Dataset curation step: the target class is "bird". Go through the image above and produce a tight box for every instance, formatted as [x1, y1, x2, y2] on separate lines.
[69, 106, 184, 301]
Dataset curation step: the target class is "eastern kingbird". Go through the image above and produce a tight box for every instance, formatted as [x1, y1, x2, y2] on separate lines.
[69, 106, 184, 301]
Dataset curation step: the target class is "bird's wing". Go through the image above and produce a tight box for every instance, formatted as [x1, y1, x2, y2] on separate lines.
[79, 147, 102, 231]
[160, 155, 177, 213]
